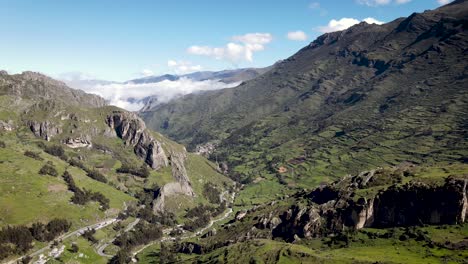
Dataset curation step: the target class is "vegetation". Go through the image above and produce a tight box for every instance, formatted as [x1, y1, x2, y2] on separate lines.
[38, 162, 58, 177]
[82, 229, 98, 244]
[23, 150, 43, 161]
[86, 169, 107, 183]
[0, 218, 70, 260]
[62, 171, 110, 210]
[203, 182, 221, 204]
[43, 145, 67, 161]
[116, 163, 150, 178]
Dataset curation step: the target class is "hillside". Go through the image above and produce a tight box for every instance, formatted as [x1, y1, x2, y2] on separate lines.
[0, 72, 233, 263]
[140, 1, 468, 189]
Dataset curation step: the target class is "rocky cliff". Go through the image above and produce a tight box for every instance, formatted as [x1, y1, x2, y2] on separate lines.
[106, 110, 195, 212]
[106, 111, 169, 170]
[28, 120, 63, 141]
[246, 166, 468, 241]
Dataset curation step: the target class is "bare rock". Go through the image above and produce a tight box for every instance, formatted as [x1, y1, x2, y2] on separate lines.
[28, 120, 62, 141]
[106, 111, 168, 169]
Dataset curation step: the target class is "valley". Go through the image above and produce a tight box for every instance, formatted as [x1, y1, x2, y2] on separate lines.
[1, 1, 467, 263]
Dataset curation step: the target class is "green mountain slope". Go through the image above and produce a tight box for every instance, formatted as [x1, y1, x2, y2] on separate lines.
[0, 71, 233, 262]
[140, 1, 468, 189]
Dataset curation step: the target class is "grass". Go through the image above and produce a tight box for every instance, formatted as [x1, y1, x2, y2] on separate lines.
[137, 224, 468, 264]
[0, 131, 135, 228]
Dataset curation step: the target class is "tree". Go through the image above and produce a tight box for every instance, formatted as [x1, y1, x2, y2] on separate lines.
[38, 163, 58, 177]
[70, 243, 79, 253]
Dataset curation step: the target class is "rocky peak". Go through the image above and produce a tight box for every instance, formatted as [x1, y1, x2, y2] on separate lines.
[0, 71, 106, 108]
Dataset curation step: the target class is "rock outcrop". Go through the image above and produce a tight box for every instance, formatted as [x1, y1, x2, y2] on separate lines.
[0, 71, 106, 108]
[106, 111, 168, 169]
[63, 136, 92, 148]
[153, 151, 195, 213]
[106, 110, 195, 212]
[266, 168, 468, 241]
[28, 121, 62, 141]
[0, 120, 14, 131]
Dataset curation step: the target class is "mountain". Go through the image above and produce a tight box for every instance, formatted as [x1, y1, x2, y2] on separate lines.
[0, 71, 233, 262]
[140, 1, 468, 188]
[0, 71, 106, 108]
[133, 3, 468, 260]
[62, 68, 269, 112]
[127, 67, 270, 85]
[132, 68, 271, 112]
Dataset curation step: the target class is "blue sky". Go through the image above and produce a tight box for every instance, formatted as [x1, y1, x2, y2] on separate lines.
[0, 0, 450, 81]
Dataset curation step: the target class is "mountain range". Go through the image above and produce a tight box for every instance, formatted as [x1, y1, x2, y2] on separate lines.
[0, 1, 467, 263]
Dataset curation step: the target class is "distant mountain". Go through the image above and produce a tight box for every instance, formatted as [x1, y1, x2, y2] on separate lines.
[62, 68, 269, 112]
[132, 67, 270, 111]
[140, 1, 468, 185]
[127, 67, 271, 84]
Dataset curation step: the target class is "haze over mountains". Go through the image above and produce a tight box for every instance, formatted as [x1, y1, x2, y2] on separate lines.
[61, 68, 269, 111]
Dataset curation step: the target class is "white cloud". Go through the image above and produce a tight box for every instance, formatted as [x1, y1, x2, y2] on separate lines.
[167, 60, 202, 74]
[141, 69, 154, 77]
[362, 17, 385, 24]
[187, 33, 272, 63]
[356, 0, 411, 6]
[437, 0, 453, 5]
[287, 31, 308, 41]
[77, 78, 240, 111]
[316, 17, 384, 33]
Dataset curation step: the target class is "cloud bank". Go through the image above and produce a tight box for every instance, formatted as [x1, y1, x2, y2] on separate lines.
[317, 17, 384, 33]
[187, 33, 273, 63]
[73, 78, 239, 111]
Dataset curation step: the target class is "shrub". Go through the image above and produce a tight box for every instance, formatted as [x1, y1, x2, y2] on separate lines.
[203, 183, 221, 204]
[43, 145, 67, 160]
[86, 169, 107, 183]
[68, 158, 87, 170]
[117, 163, 150, 178]
[70, 243, 79, 253]
[183, 213, 211, 232]
[82, 229, 98, 244]
[24, 151, 43, 161]
[113, 223, 162, 250]
[62, 171, 110, 210]
[39, 163, 58, 177]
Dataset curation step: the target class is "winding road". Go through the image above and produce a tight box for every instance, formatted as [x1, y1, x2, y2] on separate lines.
[131, 191, 237, 259]
[4, 218, 119, 264]
[96, 218, 141, 257]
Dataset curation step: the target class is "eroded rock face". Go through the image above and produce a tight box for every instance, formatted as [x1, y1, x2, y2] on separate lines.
[106, 111, 195, 213]
[28, 121, 62, 141]
[106, 111, 168, 169]
[267, 169, 468, 241]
